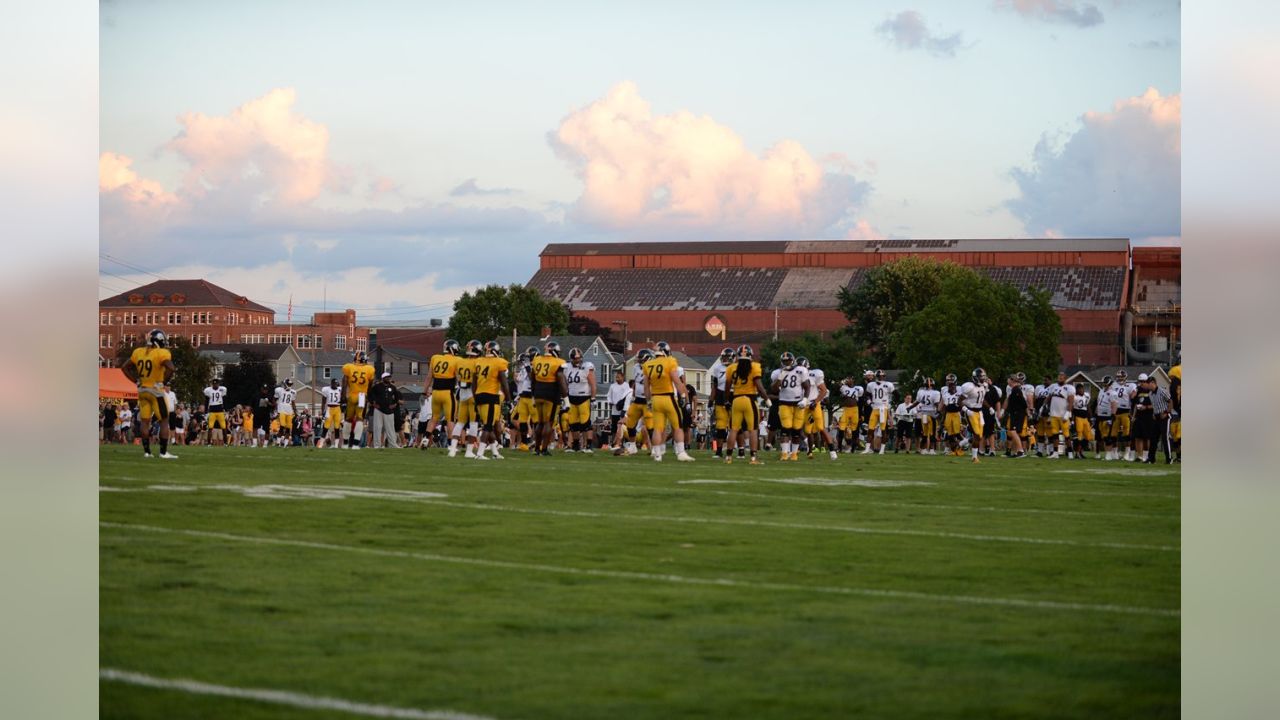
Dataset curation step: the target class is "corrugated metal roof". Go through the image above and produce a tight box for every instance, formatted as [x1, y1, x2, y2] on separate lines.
[538, 238, 1129, 257]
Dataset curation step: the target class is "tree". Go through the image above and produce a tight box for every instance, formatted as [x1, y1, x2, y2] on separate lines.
[222, 350, 277, 408]
[837, 258, 969, 367]
[888, 270, 1061, 390]
[114, 335, 215, 405]
[568, 313, 622, 353]
[446, 284, 570, 342]
[761, 331, 869, 389]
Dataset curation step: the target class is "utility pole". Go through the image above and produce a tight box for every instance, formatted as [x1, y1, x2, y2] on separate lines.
[611, 320, 630, 354]
[773, 307, 779, 342]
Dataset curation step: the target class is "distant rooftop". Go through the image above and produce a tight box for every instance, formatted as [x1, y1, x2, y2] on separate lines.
[540, 238, 1131, 257]
[99, 279, 274, 314]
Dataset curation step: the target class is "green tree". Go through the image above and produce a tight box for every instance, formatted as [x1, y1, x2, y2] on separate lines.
[223, 350, 277, 408]
[761, 331, 869, 390]
[114, 335, 215, 405]
[888, 271, 1061, 388]
[446, 284, 570, 342]
[837, 258, 969, 367]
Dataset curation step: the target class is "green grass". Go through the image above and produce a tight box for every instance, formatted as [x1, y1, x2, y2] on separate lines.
[100, 444, 1180, 719]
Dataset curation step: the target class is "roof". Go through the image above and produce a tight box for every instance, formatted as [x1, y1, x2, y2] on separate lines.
[99, 279, 274, 314]
[379, 345, 430, 362]
[622, 350, 707, 371]
[539, 238, 1130, 257]
[529, 265, 1128, 312]
[198, 344, 299, 362]
[497, 335, 619, 361]
[1065, 366, 1171, 387]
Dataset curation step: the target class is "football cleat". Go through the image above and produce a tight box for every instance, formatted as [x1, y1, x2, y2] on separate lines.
[484, 340, 502, 357]
[544, 341, 561, 358]
[655, 340, 672, 356]
[443, 339, 461, 356]
[147, 328, 167, 348]
[780, 351, 796, 368]
[465, 340, 483, 357]
[159, 452, 179, 460]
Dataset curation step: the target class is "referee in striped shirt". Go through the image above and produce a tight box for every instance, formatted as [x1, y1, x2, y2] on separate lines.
[1143, 375, 1174, 464]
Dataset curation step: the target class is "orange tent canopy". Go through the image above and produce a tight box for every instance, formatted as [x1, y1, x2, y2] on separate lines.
[99, 368, 138, 400]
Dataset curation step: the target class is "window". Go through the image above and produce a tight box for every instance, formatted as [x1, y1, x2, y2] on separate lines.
[410, 361, 419, 376]
[167, 311, 183, 325]
[123, 333, 138, 346]
[356, 338, 367, 351]
[333, 335, 346, 350]
[191, 311, 210, 325]
[323, 367, 332, 379]
[227, 313, 238, 326]
[385, 361, 394, 375]
[99, 334, 112, 348]
[241, 334, 264, 344]
[191, 333, 210, 347]
[100, 313, 108, 326]
[144, 311, 158, 325]
[124, 312, 138, 325]
[314, 335, 322, 350]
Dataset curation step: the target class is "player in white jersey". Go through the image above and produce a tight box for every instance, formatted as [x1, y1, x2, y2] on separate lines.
[1043, 372, 1074, 458]
[771, 352, 811, 461]
[862, 370, 894, 455]
[563, 348, 596, 453]
[939, 374, 967, 456]
[202, 380, 229, 445]
[511, 348, 536, 450]
[318, 378, 344, 448]
[1108, 369, 1138, 460]
[273, 378, 298, 447]
[837, 378, 864, 453]
[615, 349, 653, 456]
[1094, 375, 1116, 459]
[797, 358, 838, 460]
[1032, 377, 1052, 456]
[707, 347, 735, 458]
[1069, 383, 1094, 460]
[957, 368, 988, 463]
[913, 377, 941, 454]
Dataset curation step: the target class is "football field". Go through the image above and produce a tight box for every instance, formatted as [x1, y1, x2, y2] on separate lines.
[100, 444, 1180, 719]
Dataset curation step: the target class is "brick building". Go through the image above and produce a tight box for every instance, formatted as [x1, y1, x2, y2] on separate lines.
[99, 279, 370, 366]
[528, 239, 1181, 366]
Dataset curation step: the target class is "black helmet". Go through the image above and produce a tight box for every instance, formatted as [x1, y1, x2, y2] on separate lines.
[863, 369, 875, 379]
[1116, 370, 1128, 381]
[875, 369, 886, 380]
[522, 346, 538, 361]
[637, 348, 654, 363]
[544, 341, 561, 358]
[354, 350, 368, 364]
[1016, 371, 1027, 382]
[330, 378, 340, 388]
[569, 347, 584, 364]
[147, 328, 167, 348]
[655, 340, 671, 357]
[720, 347, 736, 362]
[443, 339, 461, 356]
[924, 376, 934, 387]
[465, 340, 483, 357]
[972, 367, 986, 382]
[780, 351, 796, 368]
[284, 378, 293, 387]
[797, 356, 810, 369]
[1102, 374, 1113, 385]
[736, 344, 754, 360]
[484, 340, 502, 357]
[945, 373, 958, 384]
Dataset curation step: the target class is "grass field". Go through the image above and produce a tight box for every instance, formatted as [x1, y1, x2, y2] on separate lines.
[99, 443, 1180, 719]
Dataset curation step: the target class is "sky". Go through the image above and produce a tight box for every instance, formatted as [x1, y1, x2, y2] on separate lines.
[98, 0, 1181, 325]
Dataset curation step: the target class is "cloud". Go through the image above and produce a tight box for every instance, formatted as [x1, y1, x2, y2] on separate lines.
[844, 220, 887, 241]
[1131, 38, 1179, 50]
[875, 11, 966, 58]
[994, 0, 1104, 28]
[1005, 87, 1180, 240]
[99, 152, 176, 206]
[450, 178, 518, 197]
[548, 82, 870, 238]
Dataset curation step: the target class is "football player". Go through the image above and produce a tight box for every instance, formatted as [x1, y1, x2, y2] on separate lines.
[1070, 382, 1094, 460]
[798, 358, 838, 460]
[914, 377, 941, 455]
[708, 347, 735, 458]
[123, 329, 178, 459]
[615, 349, 654, 456]
[564, 347, 597, 453]
[202, 377, 229, 447]
[471, 340, 510, 459]
[273, 378, 297, 447]
[958, 368, 988, 463]
[1003, 372, 1032, 458]
[511, 346, 538, 450]
[449, 340, 482, 458]
[426, 339, 462, 450]
[641, 341, 693, 462]
[863, 370, 894, 455]
[319, 378, 343, 448]
[1043, 371, 1074, 458]
[341, 350, 375, 449]
[1094, 376, 1115, 459]
[531, 341, 569, 456]
[771, 352, 810, 461]
[980, 376, 1003, 457]
[1167, 363, 1181, 462]
[837, 377, 864, 453]
[940, 373, 965, 456]
[1108, 369, 1137, 461]
[724, 344, 768, 465]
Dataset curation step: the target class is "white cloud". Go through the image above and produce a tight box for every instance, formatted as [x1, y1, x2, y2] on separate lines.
[875, 11, 966, 58]
[1006, 87, 1180, 240]
[994, 0, 1104, 28]
[549, 82, 870, 238]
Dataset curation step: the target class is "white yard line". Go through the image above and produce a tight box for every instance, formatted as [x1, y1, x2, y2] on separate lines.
[99, 667, 499, 720]
[100, 521, 1180, 618]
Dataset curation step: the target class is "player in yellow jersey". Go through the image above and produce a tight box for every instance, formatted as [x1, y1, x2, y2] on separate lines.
[724, 344, 769, 465]
[426, 339, 462, 449]
[1167, 362, 1181, 462]
[471, 340, 510, 459]
[641, 340, 695, 462]
[341, 350, 375, 449]
[530, 341, 569, 455]
[123, 329, 178, 458]
[448, 340, 482, 458]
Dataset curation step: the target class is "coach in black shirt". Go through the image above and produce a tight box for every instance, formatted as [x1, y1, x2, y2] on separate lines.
[369, 373, 402, 449]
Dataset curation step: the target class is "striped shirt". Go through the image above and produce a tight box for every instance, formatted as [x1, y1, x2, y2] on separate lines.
[1149, 386, 1172, 415]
